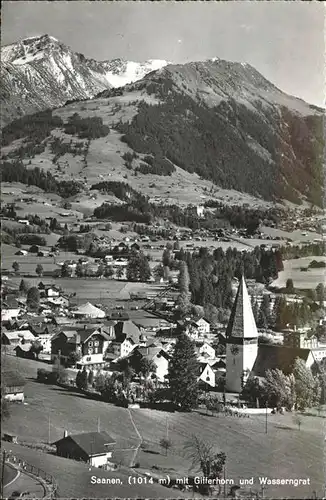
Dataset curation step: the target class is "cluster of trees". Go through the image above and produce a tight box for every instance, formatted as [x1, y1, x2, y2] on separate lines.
[126, 251, 151, 282]
[280, 242, 325, 260]
[242, 357, 322, 411]
[64, 113, 110, 139]
[5, 142, 46, 160]
[1, 161, 82, 198]
[51, 137, 87, 163]
[90, 181, 141, 202]
[16, 234, 47, 246]
[169, 246, 281, 318]
[136, 155, 175, 176]
[94, 203, 151, 224]
[251, 294, 314, 331]
[2, 109, 63, 146]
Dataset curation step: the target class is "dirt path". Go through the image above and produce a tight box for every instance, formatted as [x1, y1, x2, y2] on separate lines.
[127, 408, 143, 467]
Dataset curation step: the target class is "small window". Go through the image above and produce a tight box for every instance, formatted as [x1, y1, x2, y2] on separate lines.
[89, 341, 93, 347]
[88, 348, 93, 355]
[94, 341, 99, 347]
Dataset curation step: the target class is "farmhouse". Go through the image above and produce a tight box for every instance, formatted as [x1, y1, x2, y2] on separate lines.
[53, 431, 115, 468]
[2, 370, 26, 402]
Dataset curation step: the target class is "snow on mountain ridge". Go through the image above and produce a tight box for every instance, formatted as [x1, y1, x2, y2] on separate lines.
[103, 59, 169, 87]
[1, 34, 169, 125]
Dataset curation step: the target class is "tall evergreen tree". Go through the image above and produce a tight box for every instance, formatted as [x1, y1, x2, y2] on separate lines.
[19, 279, 29, 295]
[178, 261, 190, 295]
[168, 333, 199, 411]
[27, 287, 40, 310]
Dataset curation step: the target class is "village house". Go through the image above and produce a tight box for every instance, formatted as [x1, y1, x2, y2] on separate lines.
[198, 362, 216, 389]
[2, 329, 35, 347]
[38, 283, 61, 298]
[129, 344, 170, 382]
[51, 327, 113, 369]
[195, 341, 216, 359]
[53, 431, 116, 468]
[2, 370, 26, 402]
[1, 296, 22, 322]
[46, 296, 70, 309]
[106, 321, 141, 359]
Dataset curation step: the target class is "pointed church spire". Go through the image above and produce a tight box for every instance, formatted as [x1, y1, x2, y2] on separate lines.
[226, 276, 258, 339]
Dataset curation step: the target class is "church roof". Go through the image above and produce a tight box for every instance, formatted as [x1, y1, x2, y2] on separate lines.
[252, 345, 311, 377]
[226, 276, 258, 339]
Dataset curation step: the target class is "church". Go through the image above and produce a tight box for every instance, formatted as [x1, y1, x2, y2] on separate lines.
[225, 276, 315, 393]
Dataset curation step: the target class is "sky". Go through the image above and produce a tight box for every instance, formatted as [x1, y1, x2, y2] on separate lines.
[2, 1, 325, 106]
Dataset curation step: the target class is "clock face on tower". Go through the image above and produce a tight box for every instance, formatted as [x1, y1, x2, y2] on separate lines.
[230, 345, 239, 356]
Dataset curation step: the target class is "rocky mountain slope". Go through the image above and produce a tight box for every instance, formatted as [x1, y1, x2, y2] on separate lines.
[1, 34, 168, 126]
[1, 41, 324, 206]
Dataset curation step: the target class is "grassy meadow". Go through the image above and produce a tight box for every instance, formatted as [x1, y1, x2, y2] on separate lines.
[2, 356, 324, 499]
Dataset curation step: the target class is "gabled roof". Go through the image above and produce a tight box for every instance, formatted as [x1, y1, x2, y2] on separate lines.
[114, 320, 140, 343]
[252, 345, 312, 377]
[3, 296, 20, 309]
[52, 330, 78, 342]
[3, 330, 35, 341]
[53, 431, 115, 456]
[14, 343, 33, 352]
[226, 276, 258, 339]
[75, 328, 112, 344]
[2, 370, 26, 387]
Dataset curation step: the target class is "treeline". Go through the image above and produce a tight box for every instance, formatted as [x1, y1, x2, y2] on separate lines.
[281, 242, 325, 260]
[64, 113, 110, 139]
[2, 109, 63, 146]
[1, 161, 81, 199]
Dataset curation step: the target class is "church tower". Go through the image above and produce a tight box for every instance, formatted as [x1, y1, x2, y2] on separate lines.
[225, 276, 258, 393]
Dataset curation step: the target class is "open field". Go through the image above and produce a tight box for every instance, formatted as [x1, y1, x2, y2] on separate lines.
[5, 276, 167, 305]
[1, 244, 80, 275]
[2, 356, 324, 499]
[2, 442, 181, 499]
[271, 256, 326, 289]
